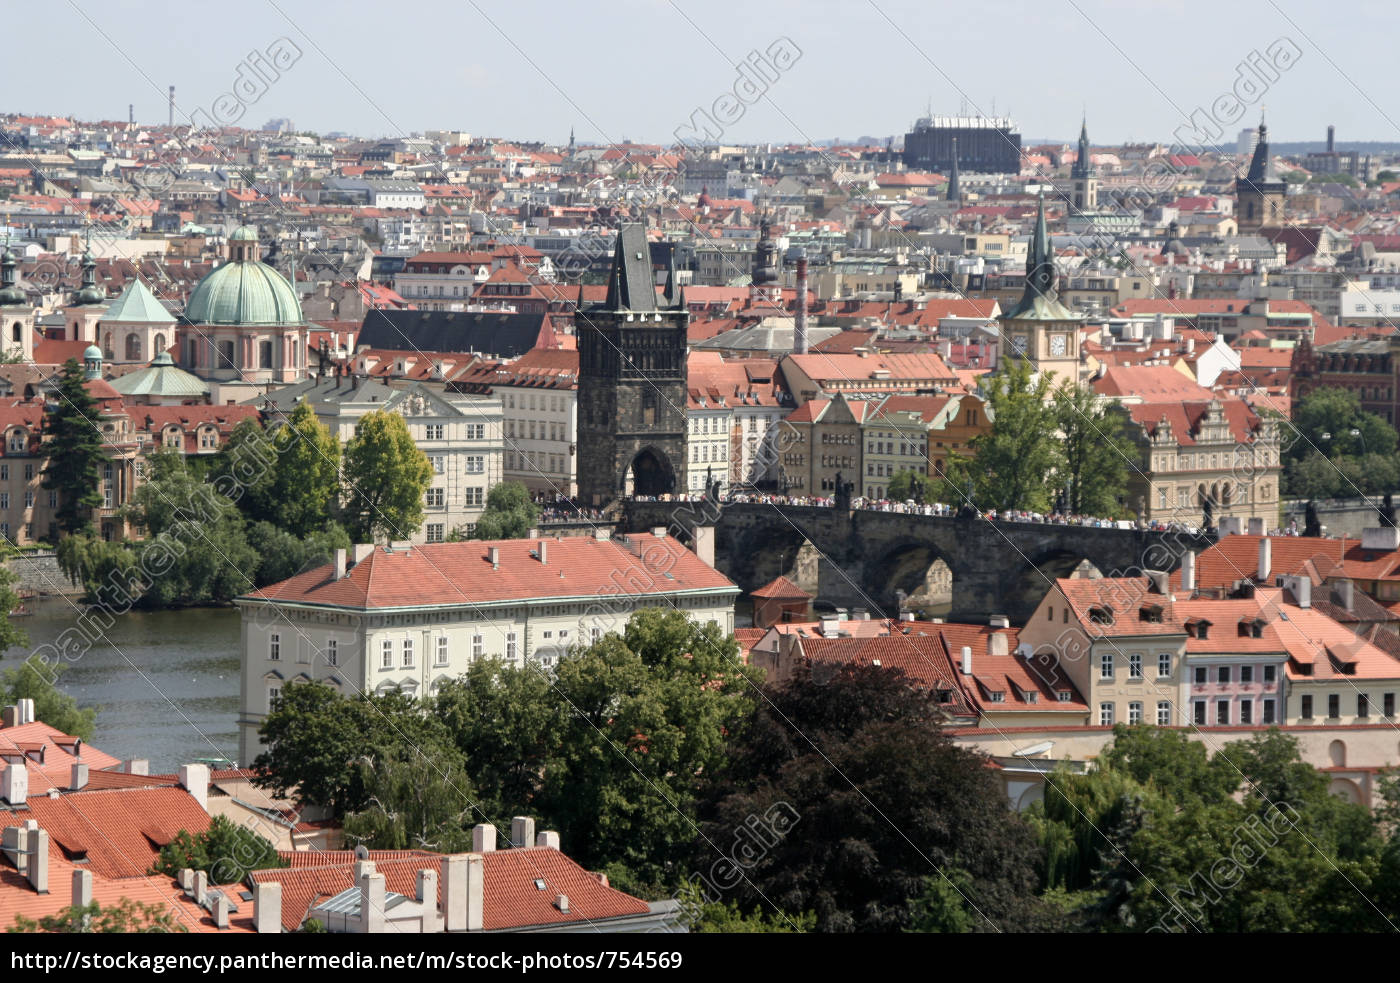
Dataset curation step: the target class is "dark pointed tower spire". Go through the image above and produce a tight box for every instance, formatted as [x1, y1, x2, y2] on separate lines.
[603, 223, 657, 311]
[946, 136, 961, 203]
[1071, 116, 1093, 180]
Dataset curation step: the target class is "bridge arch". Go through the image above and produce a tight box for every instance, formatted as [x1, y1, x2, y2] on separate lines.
[865, 540, 960, 618]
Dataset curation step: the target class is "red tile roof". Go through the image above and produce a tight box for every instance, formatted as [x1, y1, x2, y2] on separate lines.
[750, 575, 811, 599]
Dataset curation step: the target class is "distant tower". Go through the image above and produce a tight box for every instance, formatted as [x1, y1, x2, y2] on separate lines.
[750, 214, 781, 305]
[996, 196, 1085, 385]
[1327, 124, 1335, 154]
[568, 127, 576, 155]
[168, 85, 175, 128]
[946, 137, 961, 204]
[1070, 116, 1097, 212]
[128, 103, 134, 125]
[576, 224, 689, 505]
[1236, 115, 1286, 232]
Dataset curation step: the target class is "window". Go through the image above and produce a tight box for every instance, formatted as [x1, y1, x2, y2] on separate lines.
[435, 637, 449, 667]
[0, 493, 8, 510]
[1263, 664, 1276, 684]
[1217, 666, 1230, 684]
[425, 424, 444, 440]
[0, 464, 7, 480]
[1099, 703, 1114, 726]
[1386, 693, 1396, 718]
[465, 423, 484, 440]
[1216, 701, 1230, 725]
[325, 639, 338, 667]
[1057, 690, 1072, 702]
[472, 634, 483, 660]
[1157, 652, 1172, 677]
[426, 523, 444, 543]
[1263, 699, 1275, 724]
[591, 626, 602, 644]
[381, 640, 393, 670]
[1194, 701, 1207, 725]
[1157, 701, 1171, 726]
[506, 631, 518, 661]
[268, 686, 281, 708]
[1328, 694, 1340, 718]
[1129, 653, 1142, 678]
[465, 488, 483, 507]
[1301, 695, 1313, 719]
[23, 491, 32, 509]
[402, 639, 415, 668]
[466, 455, 484, 474]
[269, 633, 281, 661]
[988, 691, 1005, 703]
[46, 491, 55, 508]
[23, 464, 32, 480]
[431, 456, 445, 474]
[1100, 653, 1113, 679]
[1240, 699, 1253, 725]
[426, 488, 444, 507]
[1194, 666, 1207, 685]
[1358, 693, 1369, 718]
[1128, 702, 1143, 724]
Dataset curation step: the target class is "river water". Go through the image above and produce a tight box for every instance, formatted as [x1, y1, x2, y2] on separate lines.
[2, 598, 241, 773]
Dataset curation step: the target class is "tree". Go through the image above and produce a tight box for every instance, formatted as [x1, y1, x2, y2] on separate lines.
[886, 468, 933, 504]
[211, 417, 277, 523]
[0, 564, 28, 655]
[1378, 170, 1398, 183]
[1055, 382, 1137, 516]
[958, 358, 1063, 512]
[472, 481, 539, 540]
[341, 744, 478, 853]
[40, 358, 105, 536]
[674, 881, 815, 933]
[340, 410, 434, 544]
[246, 520, 351, 587]
[152, 815, 286, 883]
[0, 661, 95, 741]
[10, 898, 188, 934]
[1283, 450, 1342, 501]
[1286, 387, 1396, 466]
[267, 401, 341, 537]
[703, 664, 1055, 932]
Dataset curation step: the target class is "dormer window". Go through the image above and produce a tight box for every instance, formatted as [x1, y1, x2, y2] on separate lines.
[1057, 690, 1072, 702]
[1023, 691, 1039, 703]
[1139, 604, 1164, 623]
[7, 429, 25, 454]
[1089, 606, 1114, 625]
[987, 691, 1006, 703]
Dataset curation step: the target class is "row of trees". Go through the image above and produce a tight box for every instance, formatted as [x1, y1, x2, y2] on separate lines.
[888, 360, 1139, 516]
[253, 611, 1400, 932]
[1279, 386, 1400, 501]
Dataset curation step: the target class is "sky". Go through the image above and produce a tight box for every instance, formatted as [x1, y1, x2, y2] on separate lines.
[14, 0, 1400, 147]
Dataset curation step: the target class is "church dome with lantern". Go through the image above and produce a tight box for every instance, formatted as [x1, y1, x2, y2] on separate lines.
[184, 225, 302, 326]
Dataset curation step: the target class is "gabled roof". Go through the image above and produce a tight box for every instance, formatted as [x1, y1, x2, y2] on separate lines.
[100, 279, 176, 323]
[750, 575, 812, 600]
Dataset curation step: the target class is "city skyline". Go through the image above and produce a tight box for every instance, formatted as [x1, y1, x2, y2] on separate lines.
[8, 0, 1400, 146]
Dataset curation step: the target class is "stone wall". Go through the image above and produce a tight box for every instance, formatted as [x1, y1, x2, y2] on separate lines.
[1, 552, 80, 596]
[1281, 496, 1397, 539]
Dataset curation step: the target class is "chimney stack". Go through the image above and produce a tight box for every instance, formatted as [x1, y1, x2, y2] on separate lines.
[537, 540, 547, 565]
[988, 631, 1008, 656]
[510, 816, 536, 848]
[960, 645, 972, 675]
[472, 824, 496, 853]
[2, 761, 28, 806]
[69, 761, 88, 791]
[359, 868, 386, 934]
[1335, 579, 1355, 612]
[536, 830, 561, 849]
[416, 868, 442, 933]
[254, 881, 282, 933]
[1327, 124, 1335, 154]
[1181, 551, 1196, 592]
[27, 828, 48, 894]
[179, 763, 209, 811]
[794, 250, 809, 355]
[1257, 538, 1271, 583]
[334, 548, 347, 579]
[72, 869, 92, 908]
[168, 85, 175, 129]
[487, 547, 499, 569]
[693, 526, 715, 568]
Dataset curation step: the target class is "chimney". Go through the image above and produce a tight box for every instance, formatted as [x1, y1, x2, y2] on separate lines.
[794, 252, 809, 355]
[2, 823, 27, 874]
[17, 699, 34, 725]
[593, 527, 611, 541]
[1335, 579, 1355, 612]
[72, 869, 92, 908]
[1287, 574, 1311, 609]
[651, 526, 667, 539]
[27, 828, 48, 894]
[960, 645, 972, 675]
[69, 761, 88, 791]
[123, 759, 149, 775]
[988, 631, 1008, 656]
[819, 615, 841, 637]
[1247, 517, 1264, 536]
[537, 540, 547, 565]
[487, 547, 499, 569]
[442, 855, 466, 931]
[464, 853, 485, 931]
[334, 548, 347, 579]
[693, 526, 716, 568]
[1327, 124, 1335, 153]
[1181, 551, 1196, 592]
[472, 823, 496, 853]
[1257, 538, 1271, 583]
[510, 816, 536, 848]
[193, 870, 208, 905]
[353, 543, 375, 565]
[536, 830, 561, 849]
[416, 868, 442, 932]
[211, 890, 230, 929]
[2, 762, 28, 806]
[254, 881, 282, 933]
[179, 763, 209, 811]
[359, 869, 387, 934]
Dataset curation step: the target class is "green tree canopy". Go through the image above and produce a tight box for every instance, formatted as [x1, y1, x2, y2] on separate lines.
[209, 417, 277, 523]
[886, 468, 934, 504]
[471, 481, 539, 540]
[151, 815, 286, 883]
[1055, 382, 1138, 516]
[0, 660, 94, 741]
[267, 402, 341, 537]
[10, 898, 188, 933]
[40, 358, 105, 537]
[948, 358, 1063, 512]
[340, 409, 434, 543]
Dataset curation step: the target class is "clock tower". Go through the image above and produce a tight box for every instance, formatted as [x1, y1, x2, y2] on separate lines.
[997, 195, 1085, 385]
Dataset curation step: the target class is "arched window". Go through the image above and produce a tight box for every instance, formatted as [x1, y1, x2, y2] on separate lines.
[10, 322, 21, 343]
[125, 333, 141, 361]
[153, 332, 166, 353]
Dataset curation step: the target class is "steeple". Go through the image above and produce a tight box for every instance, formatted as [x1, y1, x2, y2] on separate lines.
[1071, 116, 1093, 180]
[946, 136, 960, 203]
[0, 235, 24, 306]
[998, 195, 1079, 322]
[71, 229, 106, 306]
[751, 213, 778, 286]
[603, 223, 658, 311]
[1245, 114, 1280, 184]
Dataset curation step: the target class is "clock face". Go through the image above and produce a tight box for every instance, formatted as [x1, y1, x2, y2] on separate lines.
[1050, 334, 1067, 357]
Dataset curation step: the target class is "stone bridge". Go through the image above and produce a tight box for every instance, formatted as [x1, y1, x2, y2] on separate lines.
[620, 500, 1215, 625]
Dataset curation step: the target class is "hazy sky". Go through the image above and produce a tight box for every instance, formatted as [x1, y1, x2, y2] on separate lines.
[17, 0, 1400, 146]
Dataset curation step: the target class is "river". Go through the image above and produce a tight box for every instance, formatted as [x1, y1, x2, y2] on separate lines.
[2, 597, 242, 773]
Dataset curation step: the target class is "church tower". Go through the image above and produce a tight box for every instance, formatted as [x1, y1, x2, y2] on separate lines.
[1236, 117, 1286, 232]
[1070, 117, 1097, 212]
[576, 223, 689, 505]
[997, 196, 1086, 385]
[0, 240, 37, 362]
[946, 137, 961, 204]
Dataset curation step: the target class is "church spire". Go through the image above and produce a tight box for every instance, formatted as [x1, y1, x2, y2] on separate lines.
[1071, 116, 1093, 180]
[602, 223, 657, 312]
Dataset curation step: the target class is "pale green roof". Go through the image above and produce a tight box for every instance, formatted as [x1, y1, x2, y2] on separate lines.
[230, 225, 259, 241]
[110, 351, 210, 398]
[184, 257, 302, 326]
[101, 278, 176, 323]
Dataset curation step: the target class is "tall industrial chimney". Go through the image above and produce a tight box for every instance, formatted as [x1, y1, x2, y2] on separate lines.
[793, 249, 809, 355]
[1327, 125, 1335, 154]
[128, 103, 134, 125]
[168, 85, 175, 128]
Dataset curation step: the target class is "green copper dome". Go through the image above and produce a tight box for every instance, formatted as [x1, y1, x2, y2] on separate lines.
[184, 254, 303, 326]
[229, 225, 259, 241]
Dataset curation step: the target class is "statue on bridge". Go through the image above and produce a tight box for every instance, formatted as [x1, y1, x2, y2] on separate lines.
[704, 466, 722, 505]
[833, 472, 855, 511]
[1201, 498, 1214, 534]
[1305, 500, 1321, 538]
[1384, 493, 1397, 529]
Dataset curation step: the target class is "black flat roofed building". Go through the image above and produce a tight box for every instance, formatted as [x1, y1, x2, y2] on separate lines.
[355, 309, 550, 358]
[903, 115, 1022, 174]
